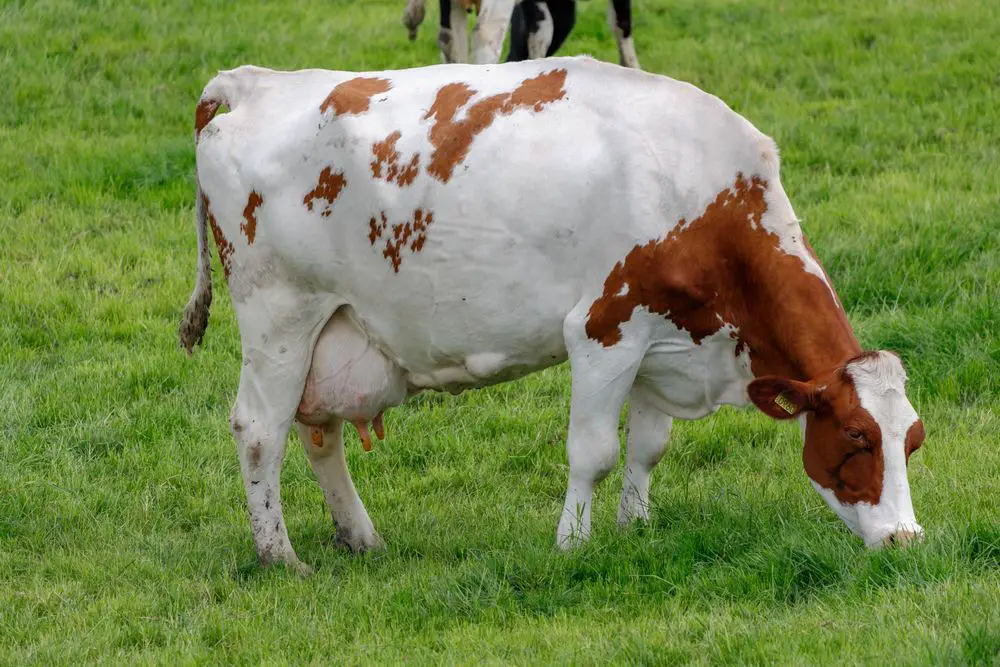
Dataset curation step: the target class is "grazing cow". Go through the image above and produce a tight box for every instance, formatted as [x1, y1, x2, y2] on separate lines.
[181, 57, 924, 573]
[402, 0, 638, 68]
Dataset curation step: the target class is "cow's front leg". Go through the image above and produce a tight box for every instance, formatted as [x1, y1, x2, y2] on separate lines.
[618, 383, 672, 526]
[557, 308, 643, 548]
[296, 420, 384, 553]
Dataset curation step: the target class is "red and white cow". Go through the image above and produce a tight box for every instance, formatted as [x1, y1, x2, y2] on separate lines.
[181, 57, 924, 573]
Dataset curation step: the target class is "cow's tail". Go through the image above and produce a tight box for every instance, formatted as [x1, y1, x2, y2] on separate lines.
[178, 180, 214, 355]
[178, 83, 227, 355]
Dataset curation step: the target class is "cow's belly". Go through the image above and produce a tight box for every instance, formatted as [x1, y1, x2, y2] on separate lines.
[349, 268, 576, 392]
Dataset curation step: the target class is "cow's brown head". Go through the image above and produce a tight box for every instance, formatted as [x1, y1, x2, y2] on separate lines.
[749, 351, 924, 548]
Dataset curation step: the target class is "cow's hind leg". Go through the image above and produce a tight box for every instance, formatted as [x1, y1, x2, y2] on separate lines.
[608, 0, 640, 69]
[472, 0, 516, 64]
[229, 292, 336, 575]
[557, 307, 644, 548]
[296, 420, 383, 553]
[618, 383, 672, 526]
[506, 0, 538, 61]
[526, 2, 554, 59]
[438, 0, 470, 63]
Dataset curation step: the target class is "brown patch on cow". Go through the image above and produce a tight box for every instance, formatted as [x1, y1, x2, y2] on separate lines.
[368, 209, 434, 272]
[195, 99, 221, 139]
[801, 367, 885, 505]
[730, 329, 748, 358]
[320, 77, 392, 116]
[371, 131, 421, 187]
[310, 428, 324, 448]
[424, 69, 568, 183]
[905, 419, 925, 461]
[303, 167, 347, 217]
[248, 444, 262, 468]
[368, 211, 388, 246]
[241, 190, 263, 245]
[202, 193, 234, 279]
[458, 0, 481, 11]
[585, 173, 861, 380]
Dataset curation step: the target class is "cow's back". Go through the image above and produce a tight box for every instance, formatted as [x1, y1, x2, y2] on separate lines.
[195, 57, 777, 389]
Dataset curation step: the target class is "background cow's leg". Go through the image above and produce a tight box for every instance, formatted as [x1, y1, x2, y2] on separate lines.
[557, 307, 643, 548]
[438, 0, 469, 62]
[402, 0, 426, 40]
[526, 2, 554, 59]
[229, 292, 335, 575]
[472, 0, 517, 63]
[618, 383, 672, 526]
[608, 0, 639, 69]
[544, 0, 576, 56]
[505, 0, 538, 61]
[296, 420, 383, 553]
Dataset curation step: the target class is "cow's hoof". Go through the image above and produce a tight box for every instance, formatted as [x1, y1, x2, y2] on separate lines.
[334, 530, 385, 554]
[260, 554, 314, 577]
[555, 532, 588, 551]
[616, 504, 651, 528]
[289, 559, 315, 578]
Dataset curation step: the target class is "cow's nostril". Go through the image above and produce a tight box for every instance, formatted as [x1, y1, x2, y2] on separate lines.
[882, 529, 922, 548]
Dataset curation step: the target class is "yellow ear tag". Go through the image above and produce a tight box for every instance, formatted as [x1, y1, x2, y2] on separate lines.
[774, 392, 798, 415]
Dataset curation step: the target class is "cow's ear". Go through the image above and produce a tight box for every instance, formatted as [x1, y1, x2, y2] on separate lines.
[748, 377, 819, 420]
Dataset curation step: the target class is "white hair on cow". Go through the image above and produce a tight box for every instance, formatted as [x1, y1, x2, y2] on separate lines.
[846, 351, 908, 394]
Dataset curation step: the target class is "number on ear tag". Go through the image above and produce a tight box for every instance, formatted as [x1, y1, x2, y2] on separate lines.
[774, 392, 797, 415]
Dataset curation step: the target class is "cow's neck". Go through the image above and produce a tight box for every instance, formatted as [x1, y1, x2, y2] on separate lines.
[584, 173, 863, 386]
[729, 241, 862, 383]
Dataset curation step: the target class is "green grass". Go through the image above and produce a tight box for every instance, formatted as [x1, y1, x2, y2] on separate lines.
[2, 0, 999, 663]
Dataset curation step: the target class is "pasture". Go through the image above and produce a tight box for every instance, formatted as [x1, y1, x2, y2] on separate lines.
[1, 0, 999, 663]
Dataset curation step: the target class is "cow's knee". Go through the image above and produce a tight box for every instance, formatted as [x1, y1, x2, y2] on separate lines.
[568, 423, 619, 485]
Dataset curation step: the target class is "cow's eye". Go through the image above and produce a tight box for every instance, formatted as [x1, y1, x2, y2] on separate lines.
[846, 428, 865, 442]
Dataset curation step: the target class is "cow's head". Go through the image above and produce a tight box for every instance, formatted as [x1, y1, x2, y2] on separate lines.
[748, 351, 924, 548]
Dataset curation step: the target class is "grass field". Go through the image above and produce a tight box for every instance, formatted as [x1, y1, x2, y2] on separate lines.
[2, 0, 999, 663]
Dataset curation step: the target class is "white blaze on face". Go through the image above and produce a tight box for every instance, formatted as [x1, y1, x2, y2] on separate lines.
[826, 352, 923, 547]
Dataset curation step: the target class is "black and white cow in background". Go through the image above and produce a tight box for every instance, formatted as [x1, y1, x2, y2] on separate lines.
[402, 0, 639, 69]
